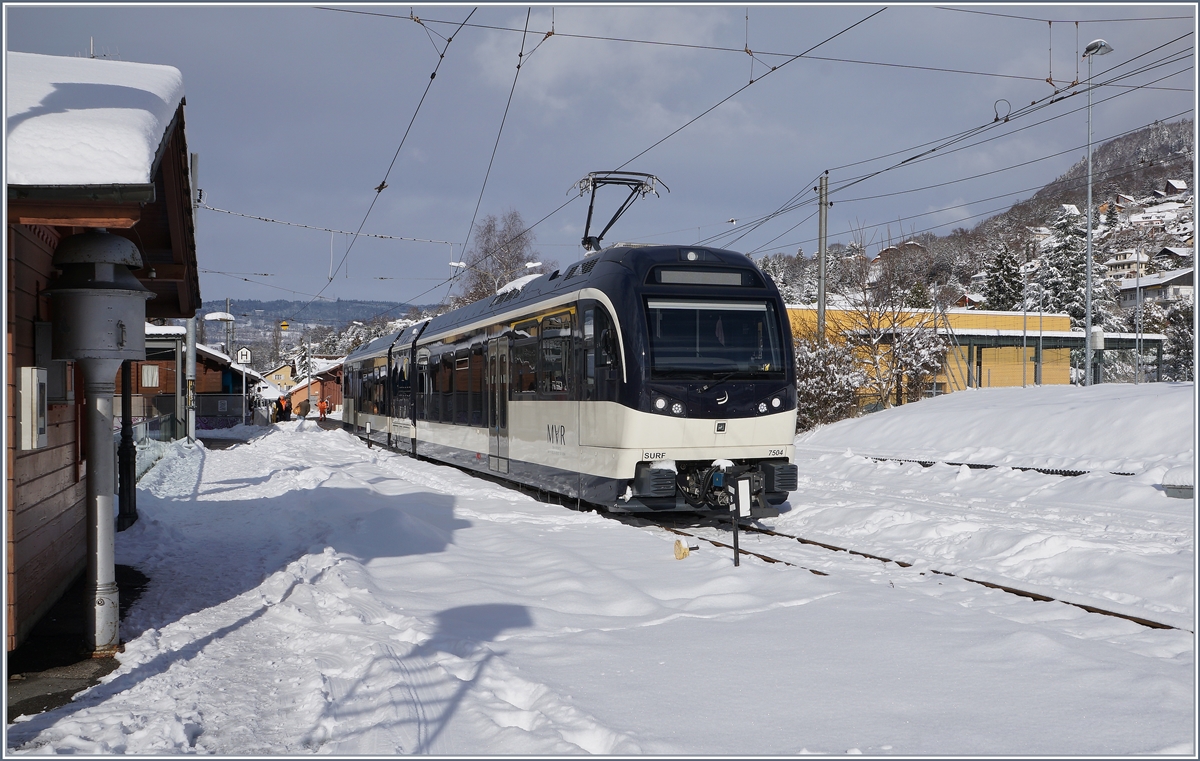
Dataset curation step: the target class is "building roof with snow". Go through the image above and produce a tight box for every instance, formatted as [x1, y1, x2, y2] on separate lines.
[1117, 267, 1193, 292]
[6, 51, 186, 186]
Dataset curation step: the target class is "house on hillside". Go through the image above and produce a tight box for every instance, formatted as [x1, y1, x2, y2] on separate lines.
[6, 51, 201, 650]
[1165, 179, 1188, 195]
[1102, 250, 1151, 279]
[1155, 247, 1193, 269]
[1118, 267, 1194, 309]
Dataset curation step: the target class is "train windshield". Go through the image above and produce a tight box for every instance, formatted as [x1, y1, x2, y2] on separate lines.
[645, 299, 786, 378]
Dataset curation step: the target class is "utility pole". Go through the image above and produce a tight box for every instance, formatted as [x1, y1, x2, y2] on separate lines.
[817, 172, 829, 343]
[185, 317, 197, 443]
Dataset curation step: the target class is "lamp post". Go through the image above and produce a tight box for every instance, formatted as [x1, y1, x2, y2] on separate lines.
[1083, 38, 1114, 387]
[204, 310, 236, 424]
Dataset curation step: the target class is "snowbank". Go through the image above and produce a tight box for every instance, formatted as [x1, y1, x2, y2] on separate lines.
[797, 383, 1195, 474]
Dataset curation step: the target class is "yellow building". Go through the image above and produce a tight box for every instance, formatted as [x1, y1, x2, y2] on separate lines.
[264, 363, 298, 393]
[788, 305, 1083, 404]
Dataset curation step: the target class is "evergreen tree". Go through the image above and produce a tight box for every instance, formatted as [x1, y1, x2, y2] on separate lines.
[1104, 199, 1118, 229]
[982, 242, 1024, 311]
[1038, 206, 1087, 328]
[758, 252, 805, 304]
[905, 282, 932, 309]
[1163, 296, 1194, 381]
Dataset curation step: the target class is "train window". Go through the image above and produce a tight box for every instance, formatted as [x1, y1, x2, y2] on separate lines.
[511, 338, 537, 396]
[442, 353, 455, 423]
[540, 311, 572, 398]
[415, 353, 429, 421]
[428, 354, 442, 422]
[644, 299, 785, 379]
[514, 319, 539, 338]
[454, 349, 470, 425]
[488, 353, 497, 429]
[498, 354, 508, 429]
[584, 305, 620, 401]
[469, 345, 485, 427]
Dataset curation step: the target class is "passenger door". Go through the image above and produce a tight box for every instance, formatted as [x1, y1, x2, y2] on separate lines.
[488, 337, 510, 472]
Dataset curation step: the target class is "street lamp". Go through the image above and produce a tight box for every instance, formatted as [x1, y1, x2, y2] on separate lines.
[204, 310, 239, 425]
[1083, 38, 1113, 387]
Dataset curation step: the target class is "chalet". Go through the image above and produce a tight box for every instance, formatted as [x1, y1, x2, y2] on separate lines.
[1154, 247, 1193, 269]
[1101, 250, 1150, 279]
[1118, 268, 1194, 309]
[1164, 179, 1188, 195]
[6, 52, 200, 650]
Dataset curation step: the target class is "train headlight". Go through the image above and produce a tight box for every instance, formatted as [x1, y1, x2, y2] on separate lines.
[756, 393, 787, 415]
[651, 394, 687, 417]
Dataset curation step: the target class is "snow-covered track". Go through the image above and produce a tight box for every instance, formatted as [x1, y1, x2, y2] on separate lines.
[703, 517, 1191, 633]
[608, 508, 1189, 634]
[864, 456, 1136, 478]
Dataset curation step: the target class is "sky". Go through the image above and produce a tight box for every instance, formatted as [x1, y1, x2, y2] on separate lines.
[5, 3, 1196, 312]
[5, 383, 1193, 753]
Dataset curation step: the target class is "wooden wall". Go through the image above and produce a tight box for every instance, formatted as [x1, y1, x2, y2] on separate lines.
[6, 224, 88, 650]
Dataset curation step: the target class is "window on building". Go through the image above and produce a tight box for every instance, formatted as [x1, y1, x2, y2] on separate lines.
[141, 364, 160, 388]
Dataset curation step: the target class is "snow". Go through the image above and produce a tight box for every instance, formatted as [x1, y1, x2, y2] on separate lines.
[6, 52, 184, 186]
[5, 387, 1194, 754]
[495, 273, 540, 294]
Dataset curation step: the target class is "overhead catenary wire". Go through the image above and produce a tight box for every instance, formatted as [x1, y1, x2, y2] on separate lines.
[318, 5, 1189, 92]
[288, 8, 476, 323]
[198, 204, 455, 245]
[455, 7, 536, 304]
[614, 7, 887, 171]
[756, 151, 1195, 257]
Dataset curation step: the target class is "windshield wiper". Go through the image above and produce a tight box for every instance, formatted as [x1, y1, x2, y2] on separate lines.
[699, 371, 740, 393]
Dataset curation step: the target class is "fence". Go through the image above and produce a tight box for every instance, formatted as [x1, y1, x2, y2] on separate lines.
[196, 394, 251, 430]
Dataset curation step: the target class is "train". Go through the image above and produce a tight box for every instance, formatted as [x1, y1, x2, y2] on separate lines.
[341, 243, 799, 517]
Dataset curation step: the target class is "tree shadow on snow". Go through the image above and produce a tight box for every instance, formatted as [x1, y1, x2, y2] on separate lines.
[299, 604, 534, 754]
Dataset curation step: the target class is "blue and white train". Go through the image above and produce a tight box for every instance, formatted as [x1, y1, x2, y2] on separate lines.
[342, 243, 798, 516]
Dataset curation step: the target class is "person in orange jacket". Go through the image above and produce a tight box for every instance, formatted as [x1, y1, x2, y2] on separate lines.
[317, 398, 329, 420]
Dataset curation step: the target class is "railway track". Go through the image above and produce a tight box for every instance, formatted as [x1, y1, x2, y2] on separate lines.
[620, 513, 1190, 634]
[385, 444, 1190, 635]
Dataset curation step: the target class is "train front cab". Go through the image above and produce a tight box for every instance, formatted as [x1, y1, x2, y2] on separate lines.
[577, 246, 799, 516]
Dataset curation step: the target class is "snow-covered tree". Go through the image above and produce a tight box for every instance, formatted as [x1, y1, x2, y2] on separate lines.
[982, 242, 1024, 311]
[1163, 296, 1194, 381]
[793, 337, 864, 431]
[758, 252, 808, 304]
[1038, 206, 1088, 327]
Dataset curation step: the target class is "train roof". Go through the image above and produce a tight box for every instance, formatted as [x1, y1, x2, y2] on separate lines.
[421, 244, 757, 339]
[343, 245, 763, 358]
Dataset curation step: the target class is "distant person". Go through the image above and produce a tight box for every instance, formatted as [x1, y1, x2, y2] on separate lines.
[318, 398, 329, 420]
[281, 397, 292, 422]
[273, 397, 283, 424]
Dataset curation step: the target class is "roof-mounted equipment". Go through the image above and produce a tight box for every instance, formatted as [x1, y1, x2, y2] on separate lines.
[571, 171, 668, 253]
